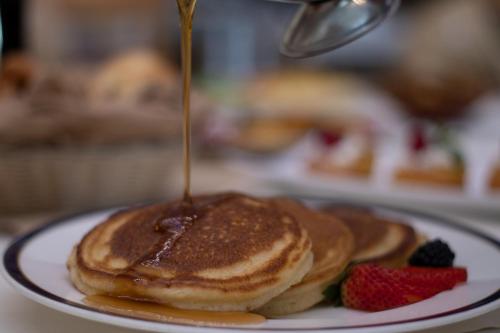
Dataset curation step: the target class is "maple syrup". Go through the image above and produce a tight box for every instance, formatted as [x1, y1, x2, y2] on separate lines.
[178, 0, 196, 204]
[128, 0, 200, 271]
[84, 295, 266, 326]
[82, 5, 266, 326]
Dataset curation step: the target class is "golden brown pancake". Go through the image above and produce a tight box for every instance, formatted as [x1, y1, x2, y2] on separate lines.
[243, 71, 372, 120]
[395, 166, 465, 188]
[229, 71, 381, 154]
[68, 193, 313, 312]
[229, 118, 311, 153]
[322, 207, 421, 267]
[309, 149, 374, 178]
[257, 199, 354, 317]
[324, 207, 387, 258]
[489, 165, 500, 190]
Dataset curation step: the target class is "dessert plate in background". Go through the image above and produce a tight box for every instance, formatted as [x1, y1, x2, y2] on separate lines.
[227, 133, 500, 215]
[2, 201, 500, 333]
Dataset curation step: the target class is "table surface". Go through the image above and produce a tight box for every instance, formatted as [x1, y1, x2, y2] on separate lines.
[1, 162, 499, 333]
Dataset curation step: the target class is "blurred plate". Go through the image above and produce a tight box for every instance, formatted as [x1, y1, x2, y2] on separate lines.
[2, 202, 500, 333]
[227, 132, 500, 214]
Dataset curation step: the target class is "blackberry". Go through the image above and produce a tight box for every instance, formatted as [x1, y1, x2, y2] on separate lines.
[409, 239, 455, 267]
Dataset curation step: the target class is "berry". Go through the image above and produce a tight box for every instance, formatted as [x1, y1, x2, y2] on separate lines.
[409, 239, 455, 267]
[318, 130, 343, 147]
[340, 264, 467, 312]
[402, 266, 467, 289]
[410, 124, 427, 153]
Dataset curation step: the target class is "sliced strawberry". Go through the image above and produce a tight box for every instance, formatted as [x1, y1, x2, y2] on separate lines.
[402, 267, 467, 289]
[340, 264, 467, 312]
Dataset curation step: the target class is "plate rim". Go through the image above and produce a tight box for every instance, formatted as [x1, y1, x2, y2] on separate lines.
[2, 200, 500, 333]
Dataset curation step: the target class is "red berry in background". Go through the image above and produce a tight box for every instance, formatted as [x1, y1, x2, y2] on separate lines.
[410, 124, 427, 153]
[318, 130, 343, 148]
[340, 264, 467, 312]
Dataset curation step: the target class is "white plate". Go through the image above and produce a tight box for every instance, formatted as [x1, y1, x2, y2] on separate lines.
[2, 201, 500, 333]
[227, 133, 500, 214]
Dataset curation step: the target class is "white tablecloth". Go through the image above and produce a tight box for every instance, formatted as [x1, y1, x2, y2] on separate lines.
[0, 211, 499, 333]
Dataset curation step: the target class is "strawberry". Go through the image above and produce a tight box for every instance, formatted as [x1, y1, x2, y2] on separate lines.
[401, 266, 467, 289]
[340, 264, 467, 312]
[410, 124, 427, 153]
[318, 130, 343, 148]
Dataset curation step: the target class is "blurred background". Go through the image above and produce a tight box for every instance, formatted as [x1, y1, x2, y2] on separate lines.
[0, 0, 499, 230]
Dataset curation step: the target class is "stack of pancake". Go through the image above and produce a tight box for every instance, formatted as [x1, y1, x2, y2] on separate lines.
[68, 193, 422, 317]
[321, 206, 423, 268]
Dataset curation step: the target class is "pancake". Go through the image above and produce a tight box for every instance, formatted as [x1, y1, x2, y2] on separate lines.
[257, 198, 354, 317]
[322, 207, 421, 267]
[489, 164, 500, 190]
[243, 71, 377, 121]
[68, 193, 313, 312]
[395, 166, 465, 188]
[309, 148, 374, 178]
[229, 118, 311, 154]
